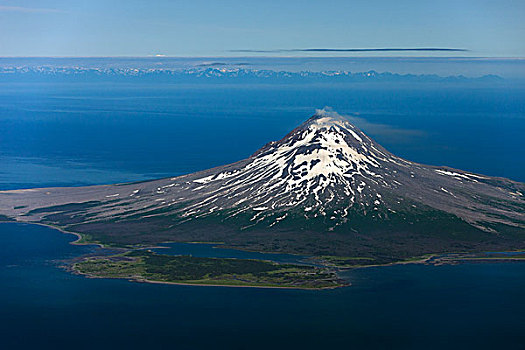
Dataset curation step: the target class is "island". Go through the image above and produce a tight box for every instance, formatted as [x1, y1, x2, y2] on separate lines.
[1, 111, 523, 288]
[74, 250, 346, 289]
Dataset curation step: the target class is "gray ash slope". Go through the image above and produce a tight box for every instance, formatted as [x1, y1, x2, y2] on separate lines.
[1, 110, 524, 257]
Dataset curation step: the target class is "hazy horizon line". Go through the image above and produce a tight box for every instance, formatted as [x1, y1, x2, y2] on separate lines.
[229, 48, 469, 53]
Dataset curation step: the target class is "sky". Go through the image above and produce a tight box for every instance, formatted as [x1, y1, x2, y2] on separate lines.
[0, 0, 524, 57]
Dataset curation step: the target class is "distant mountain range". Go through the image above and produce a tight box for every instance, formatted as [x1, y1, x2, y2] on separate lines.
[1, 110, 523, 261]
[0, 66, 503, 83]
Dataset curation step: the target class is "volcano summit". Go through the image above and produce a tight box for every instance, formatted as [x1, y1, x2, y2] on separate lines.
[1, 110, 524, 260]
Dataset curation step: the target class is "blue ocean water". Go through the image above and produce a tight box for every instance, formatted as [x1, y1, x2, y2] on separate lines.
[1, 81, 524, 190]
[1, 223, 525, 350]
[1, 72, 525, 349]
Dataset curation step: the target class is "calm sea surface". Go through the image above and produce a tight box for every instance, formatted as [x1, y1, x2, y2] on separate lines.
[1, 78, 525, 349]
[1, 81, 524, 190]
[2, 223, 525, 349]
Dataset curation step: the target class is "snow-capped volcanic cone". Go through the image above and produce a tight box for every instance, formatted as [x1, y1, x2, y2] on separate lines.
[1, 110, 523, 258]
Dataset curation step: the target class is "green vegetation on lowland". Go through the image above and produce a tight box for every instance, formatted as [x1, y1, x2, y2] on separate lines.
[436, 254, 525, 262]
[307, 254, 438, 268]
[25, 195, 525, 262]
[309, 256, 378, 268]
[460, 256, 525, 260]
[36, 201, 523, 262]
[74, 251, 346, 289]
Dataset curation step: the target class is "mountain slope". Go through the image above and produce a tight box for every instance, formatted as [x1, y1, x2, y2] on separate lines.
[1, 110, 523, 259]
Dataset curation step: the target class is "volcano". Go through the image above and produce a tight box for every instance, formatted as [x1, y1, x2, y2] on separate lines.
[1, 110, 524, 260]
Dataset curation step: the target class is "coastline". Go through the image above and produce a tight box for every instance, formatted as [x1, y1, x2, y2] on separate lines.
[0, 220, 108, 249]
[348, 256, 435, 270]
[73, 265, 346, 290]
[131, 277, 344, 290]
[2, 220, 524, 290]
[3, 220, 345, 290]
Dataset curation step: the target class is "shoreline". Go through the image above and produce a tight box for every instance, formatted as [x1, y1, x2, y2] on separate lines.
[2, 220, 524, 290]
[346, 256, 435, 270]
[72, 264, 346, 290]
[0, 220, 109, 249]
[4, 220, 344, 290]
[133, 277, 345, 290]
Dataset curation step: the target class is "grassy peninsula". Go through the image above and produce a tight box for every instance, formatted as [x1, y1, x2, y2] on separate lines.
[74, 250, 347, 289]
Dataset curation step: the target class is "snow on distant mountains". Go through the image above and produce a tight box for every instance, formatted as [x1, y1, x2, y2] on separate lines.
[0, 66, 502, 83]
[2, 109, 523, 236]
